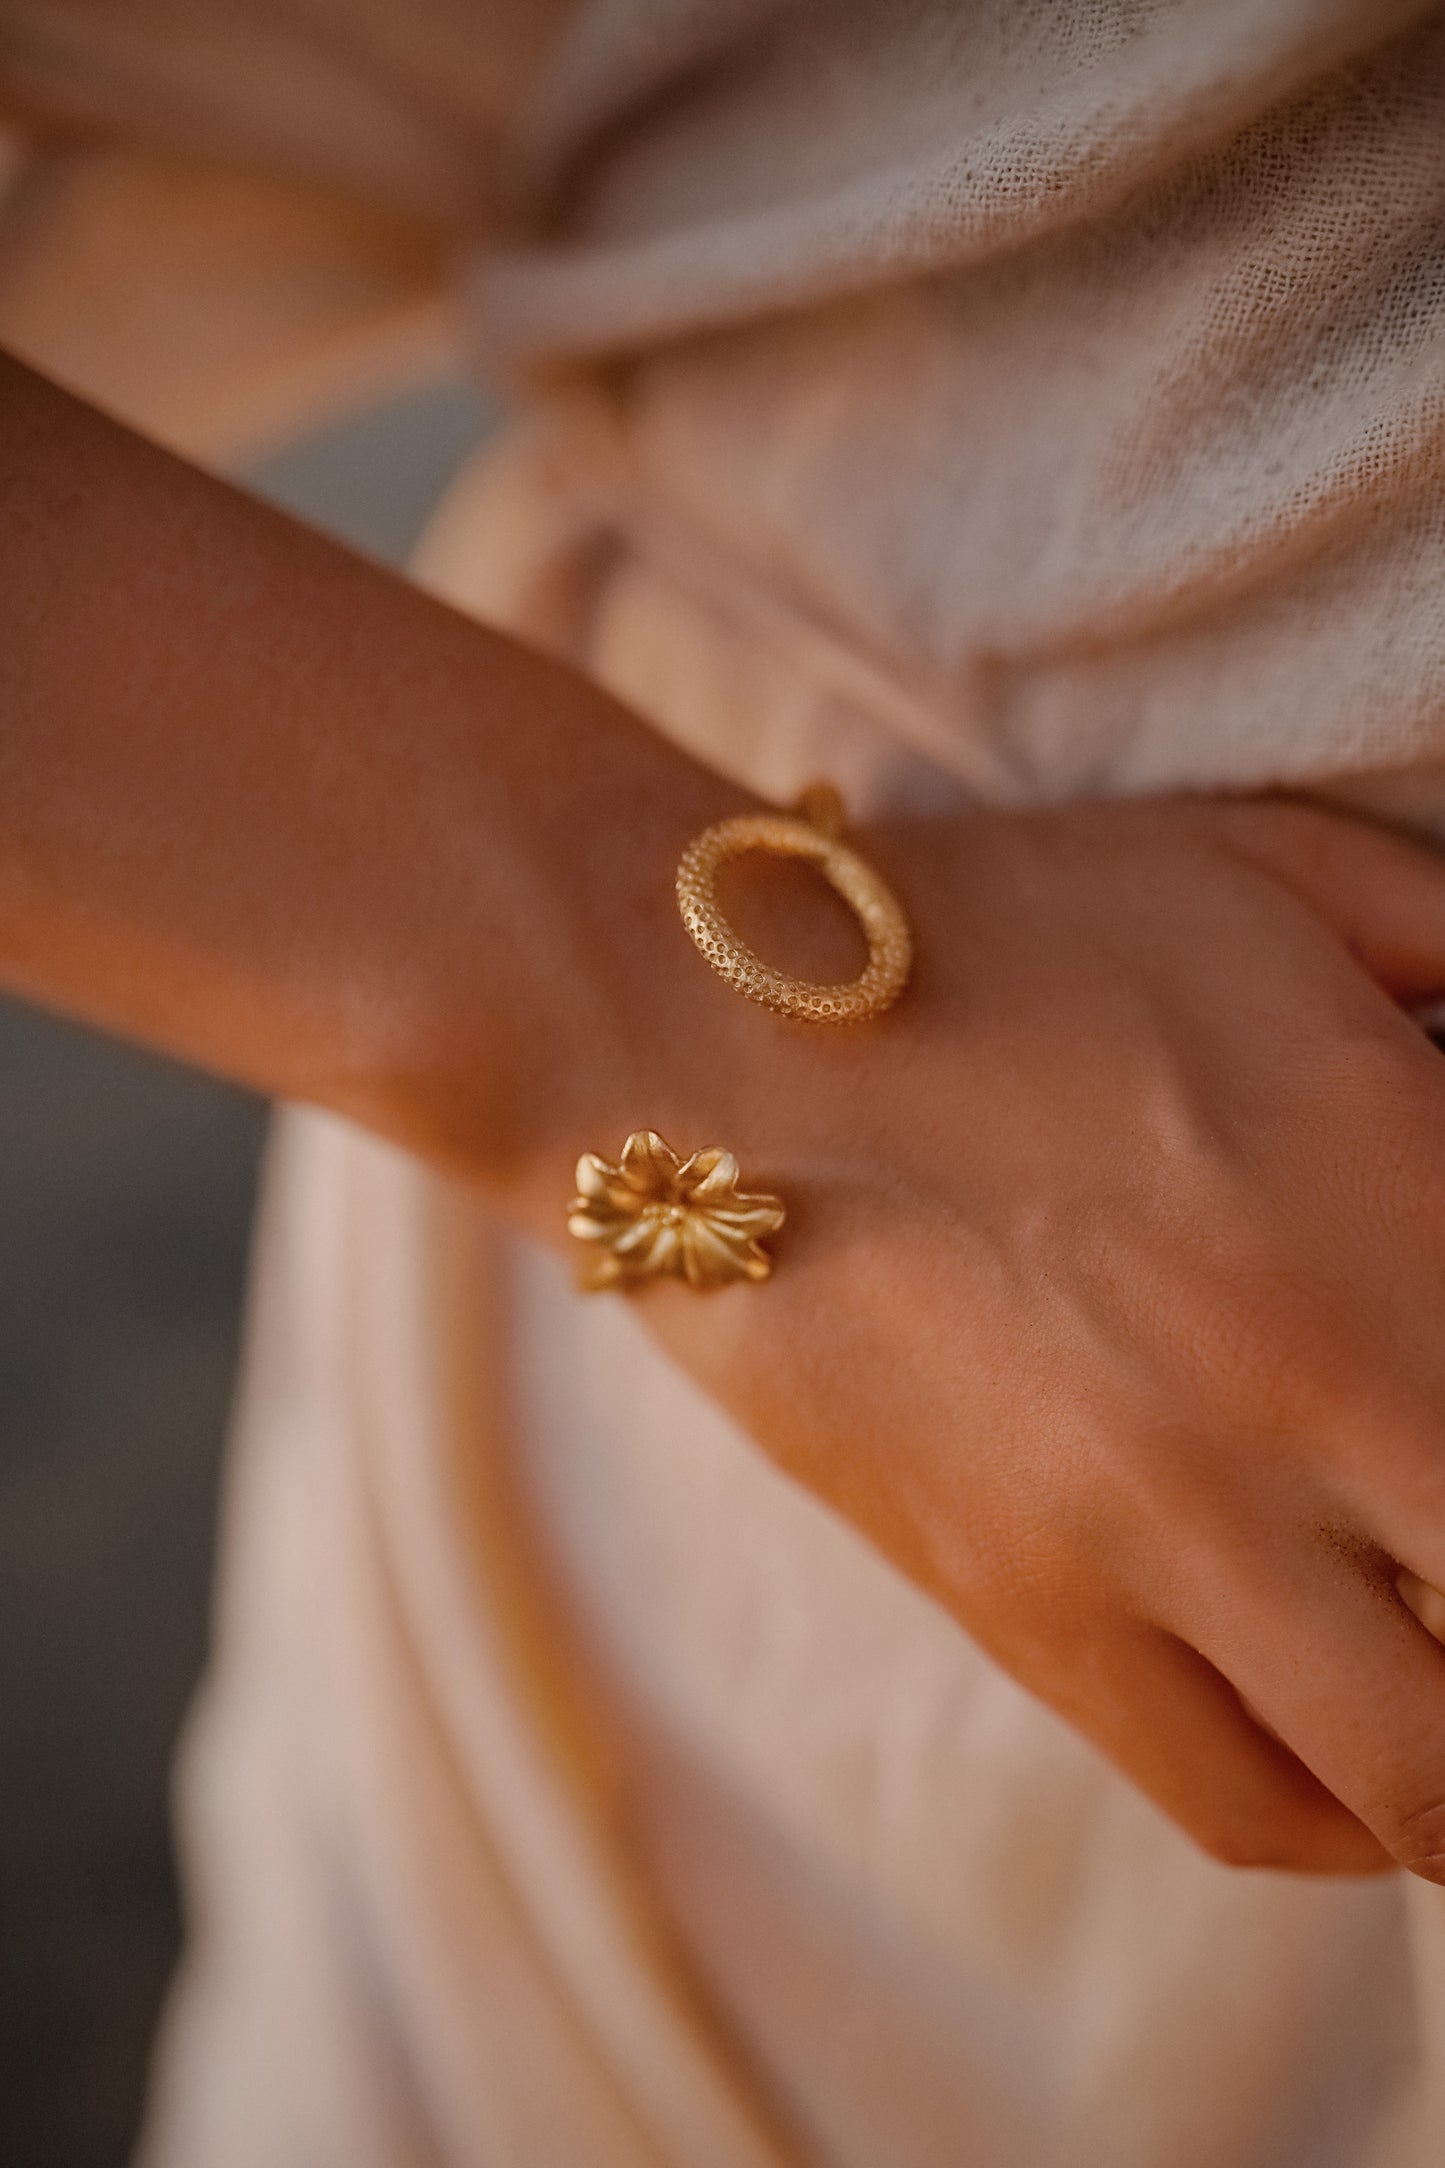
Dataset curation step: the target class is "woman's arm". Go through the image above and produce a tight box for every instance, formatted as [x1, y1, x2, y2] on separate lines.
[0, 350, 758, 1188]
[14, 350, 1445, 1884]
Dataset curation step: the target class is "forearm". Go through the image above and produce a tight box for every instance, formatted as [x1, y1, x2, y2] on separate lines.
[0, 354, 759, 1200]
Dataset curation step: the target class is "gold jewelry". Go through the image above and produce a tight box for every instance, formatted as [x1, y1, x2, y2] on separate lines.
[569, 1129, 785, 1292]
[675, 782, 911, 1024]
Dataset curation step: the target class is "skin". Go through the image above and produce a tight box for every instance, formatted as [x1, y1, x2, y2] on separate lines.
[7, 353, 1445, 1881]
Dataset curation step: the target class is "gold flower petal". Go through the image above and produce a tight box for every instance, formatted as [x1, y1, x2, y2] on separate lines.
[682, 1214, 774, 1288]
[609, 1211, 668, 1260]
[567, 1208, 621, 1244]
[676, 1147, 740, 1200]
[620, 1129, 681, 1196]
[624, 1214, 683, 1280]
[679, 1215, 735, 1289]
[574, 1151, 613, 1199]
[573, 1154, 639, 1215]
[705, 1198, 787, 1240]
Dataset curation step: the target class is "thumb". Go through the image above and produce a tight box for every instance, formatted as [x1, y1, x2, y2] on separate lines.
[1209, 798, 1445, 1005]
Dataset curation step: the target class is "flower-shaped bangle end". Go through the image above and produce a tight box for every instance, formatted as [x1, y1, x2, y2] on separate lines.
[568, 1129, 785, 1292]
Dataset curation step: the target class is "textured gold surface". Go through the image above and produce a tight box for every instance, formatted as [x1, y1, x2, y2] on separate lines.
[569, 1130, 785, 1292]
[675, 791, 911, 1023]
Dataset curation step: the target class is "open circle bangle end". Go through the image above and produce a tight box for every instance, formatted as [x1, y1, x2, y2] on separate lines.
[675, 792, 912, 1025]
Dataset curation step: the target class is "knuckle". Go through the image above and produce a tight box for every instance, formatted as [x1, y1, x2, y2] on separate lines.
[1376, 1796, 1445, 1882]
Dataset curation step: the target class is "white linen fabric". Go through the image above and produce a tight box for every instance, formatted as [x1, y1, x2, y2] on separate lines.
[3, 3, 1445, 2161]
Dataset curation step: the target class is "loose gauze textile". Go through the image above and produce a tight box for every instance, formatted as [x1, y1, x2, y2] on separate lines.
[2, 3, 1445, 2162]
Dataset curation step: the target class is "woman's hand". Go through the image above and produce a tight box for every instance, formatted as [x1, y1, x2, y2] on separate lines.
[13, 358, 1445, 1877]
[630, 795, 1445, 1880]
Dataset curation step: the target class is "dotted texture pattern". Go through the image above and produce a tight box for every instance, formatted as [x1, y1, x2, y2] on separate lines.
[676, 812, 911, 1024]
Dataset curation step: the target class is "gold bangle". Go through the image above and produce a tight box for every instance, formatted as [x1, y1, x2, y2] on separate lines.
[675, 783, 911, 1024]
[569, 1129, 785, 1292]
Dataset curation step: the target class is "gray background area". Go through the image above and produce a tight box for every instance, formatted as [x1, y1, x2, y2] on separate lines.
[0, 380, 492, 2168]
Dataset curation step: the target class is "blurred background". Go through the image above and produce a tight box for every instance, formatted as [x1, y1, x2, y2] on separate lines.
[0, 378, 493, 2168]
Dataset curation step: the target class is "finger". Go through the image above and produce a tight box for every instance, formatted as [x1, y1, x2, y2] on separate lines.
[1199, 1547, 1445, 1881]
[1209, 798, 1445, 1001]
[1030, 1619, 1389, 1874]
[1398, 1570, 1445, 1643]
[1324, 1431, 1445, 1618]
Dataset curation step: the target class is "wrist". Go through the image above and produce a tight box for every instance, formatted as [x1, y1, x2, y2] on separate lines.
[336, 664, 767, 1221]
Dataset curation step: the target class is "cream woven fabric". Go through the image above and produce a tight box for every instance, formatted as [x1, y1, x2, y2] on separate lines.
[3, 6, 1445, 2163]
